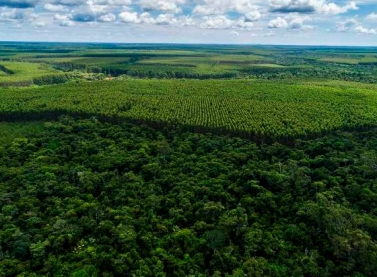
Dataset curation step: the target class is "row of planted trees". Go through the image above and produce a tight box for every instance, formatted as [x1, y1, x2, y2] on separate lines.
[1, 79, 377, 142]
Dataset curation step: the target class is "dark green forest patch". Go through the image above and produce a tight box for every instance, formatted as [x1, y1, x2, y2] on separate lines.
[1, 117, 377, 276]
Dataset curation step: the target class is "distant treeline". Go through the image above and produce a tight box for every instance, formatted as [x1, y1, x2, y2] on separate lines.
[241, 66, 377, 83]
[0, 73, 79, 87]
[0, 64, 14, 75]
[124, 70, 238, 79]
[52, 62, 239, 79]
[48, 61, 377, 83]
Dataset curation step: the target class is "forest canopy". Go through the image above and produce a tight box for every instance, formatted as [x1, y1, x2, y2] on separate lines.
[1, 117, 377, 276]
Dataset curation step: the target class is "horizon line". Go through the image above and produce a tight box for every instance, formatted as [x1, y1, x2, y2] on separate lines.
[0, 40, 377, 48]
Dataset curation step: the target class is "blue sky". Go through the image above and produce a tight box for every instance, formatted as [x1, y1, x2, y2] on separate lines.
[0, 0, 376, 45]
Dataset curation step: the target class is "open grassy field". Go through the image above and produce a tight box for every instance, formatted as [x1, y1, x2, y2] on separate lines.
[1, 43, 376, 83]
[319, 56, 377, 65]
[0, 61, 62, 85]
[319, 57, 360, 64]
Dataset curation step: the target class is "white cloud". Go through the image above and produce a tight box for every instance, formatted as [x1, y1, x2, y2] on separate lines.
[355, 26, 377, 34]
[366, 13, 377, 22]
[54, 13, 70, 21]
[118, 11, 196, 27]
[0, 7, 38, 22]
[318, 2, 358, 15]
[112, 0, 132, 5]
[0, 9, 25, 20]
[44, 3, 67, 12]
[119, 11, 139, 23]
[200, 15, 235, 29]
[98, 13, 116, 22]
[235, 18, 254, 30]
[268, 16, 288, 28]
[33, 21, 46, 27]
[87, 0, 132, 5]
[177, 16, 195, 26]
[268, 15, 313, 30]
[59, 20, 75, 26]
[139, 12, 156, 24]
[193, 5, 221, 16]
[199, 15, 256, 31]
[269, 0, 358, 15]
[335, 18, 358, 32]
[139, 0, 184, 14]
[193, 0, 261, 18]
[244, 11, 261, 22]
[155, 13, 178, 25]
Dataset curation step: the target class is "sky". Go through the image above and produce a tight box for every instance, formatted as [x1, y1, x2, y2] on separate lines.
[0, 0, 376, 45]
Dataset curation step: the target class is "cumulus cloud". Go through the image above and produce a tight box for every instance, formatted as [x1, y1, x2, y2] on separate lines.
[193, 5, 220, 16]
[84, 0, 132, 13]
[59, 19, 75, 26]
[268, 15, 313, 30]
[318, 1, 357, 15]
[355, 26, 377, 34]
[193, 0, 261, 18]
[0, 8, 25, 20]
[269, 0, 358, 15]
[119, 11, 196, 27]
[87, 0, 131, 5]
[335, 18, 358, 32]
[200, 15, 234, 29]
[289, 17, 313, 29]
[139, 0, 184, 14]
[268, 17, 288, 28]
[53, 13, 76, 26]
[244, 11, 261, 22]
[235, 18, 254, 30]
[155, 13, 178, 25]
[44, 3, 67, 12]
[366, 13, 377, 22]
[53, 13, 69, 21]
[67, 4, 119, 23]
[0, 7, 38, 22]
[111, 0, 131, 4]
[119, 11, 138, 23]
[139, 12, 155, 24]
[199, 15, 255, 31]
[98, 13, 115, 22]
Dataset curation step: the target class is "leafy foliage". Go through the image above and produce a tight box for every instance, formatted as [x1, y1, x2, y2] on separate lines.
[1, 79, 377, 140]
[1, 117, 377, 276]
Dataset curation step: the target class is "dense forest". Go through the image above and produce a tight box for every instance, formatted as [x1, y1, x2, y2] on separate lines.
[1, 117, 377, 276]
